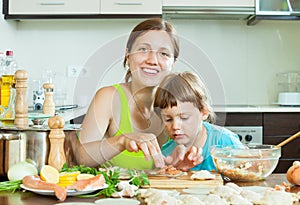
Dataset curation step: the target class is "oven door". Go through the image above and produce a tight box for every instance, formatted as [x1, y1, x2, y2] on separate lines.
[225, 126, 263, 144]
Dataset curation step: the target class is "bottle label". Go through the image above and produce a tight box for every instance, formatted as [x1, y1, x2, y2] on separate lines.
[0, 75, 14, 107]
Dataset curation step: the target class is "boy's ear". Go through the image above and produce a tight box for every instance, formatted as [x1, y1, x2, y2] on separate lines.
[125, 48, 130, 65]
[201, 108, 209, 121]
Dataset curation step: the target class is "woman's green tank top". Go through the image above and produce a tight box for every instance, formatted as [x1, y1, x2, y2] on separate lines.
[107, 84, 154, 170]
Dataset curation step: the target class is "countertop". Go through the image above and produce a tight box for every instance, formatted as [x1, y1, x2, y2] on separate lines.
[58, 104, 300, 123]
[0, 174, 299, 205]
[56, 106, 87, 122]
[213, 104, 300, 113]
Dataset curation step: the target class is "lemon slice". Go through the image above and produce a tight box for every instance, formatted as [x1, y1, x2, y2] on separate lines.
[40, 165, 60, 184]
[76, 173, 95, 180]
[58, 171, 80, 187]
[59, 171, 80, 181]
[57, 181, 76, 188]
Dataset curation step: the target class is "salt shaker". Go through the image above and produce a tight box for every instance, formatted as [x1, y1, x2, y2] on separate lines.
[42, 83, 55, 116]
[48, 115, 66, 170]
[14, 69, 28, 128]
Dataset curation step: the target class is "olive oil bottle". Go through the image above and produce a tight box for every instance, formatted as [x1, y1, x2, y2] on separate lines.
[0, 51, 5, 105]
[0, 50, 17, 108]
[1, 74, 15, 107]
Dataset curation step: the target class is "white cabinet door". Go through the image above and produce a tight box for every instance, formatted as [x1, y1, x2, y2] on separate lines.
[101, 0, 162, 14]
[163, 0, 254, 7]
[9, 0, 100, 14]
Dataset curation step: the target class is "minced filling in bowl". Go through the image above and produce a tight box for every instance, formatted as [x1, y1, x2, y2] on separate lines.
[210, 144, 281, 181]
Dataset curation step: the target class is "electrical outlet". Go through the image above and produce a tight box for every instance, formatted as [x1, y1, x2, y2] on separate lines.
[67, 65, 81, 77]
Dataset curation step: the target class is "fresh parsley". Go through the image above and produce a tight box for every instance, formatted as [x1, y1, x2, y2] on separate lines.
[128, 169, 149, 187]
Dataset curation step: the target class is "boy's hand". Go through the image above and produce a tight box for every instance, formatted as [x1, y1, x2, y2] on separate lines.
[164, 145, 203, 171]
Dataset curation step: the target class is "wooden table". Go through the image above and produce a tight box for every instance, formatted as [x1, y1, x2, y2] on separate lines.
[0, 174, 299, 205]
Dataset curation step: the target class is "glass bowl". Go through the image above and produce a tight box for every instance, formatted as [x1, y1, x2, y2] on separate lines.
[210, 144, 281, 181]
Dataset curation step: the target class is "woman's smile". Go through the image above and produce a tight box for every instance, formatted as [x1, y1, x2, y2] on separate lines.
[142, 67, 159, 75]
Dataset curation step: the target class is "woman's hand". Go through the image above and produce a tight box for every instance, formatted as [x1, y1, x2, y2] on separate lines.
[121, 132, 165, 168]
[164, 145, 203, 171]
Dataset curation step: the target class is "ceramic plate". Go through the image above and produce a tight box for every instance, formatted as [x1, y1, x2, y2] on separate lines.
[94, 198, 140, 205]
[20, 184, 108, 196]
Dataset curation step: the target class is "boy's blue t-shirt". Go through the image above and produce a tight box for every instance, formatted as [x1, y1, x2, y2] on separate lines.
[161, 122, 242, 171]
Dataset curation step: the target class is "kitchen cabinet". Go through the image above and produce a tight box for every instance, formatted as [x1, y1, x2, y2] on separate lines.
[3, 0, 162, 19]
[162, 0, 255, 20]
[163, 0, 254, 7]
[248, 0, 300, 25]
[263, 113, 300, 173]
[215, 112, 262, 126]
[7, 0, 100, 15]
[256, 0, 300, 15]
[101, 0, 162, 15]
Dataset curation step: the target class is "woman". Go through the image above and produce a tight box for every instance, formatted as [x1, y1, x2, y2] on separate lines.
[76, 18, 180, 170]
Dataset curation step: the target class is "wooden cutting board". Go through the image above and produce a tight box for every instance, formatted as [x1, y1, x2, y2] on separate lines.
[142, 172, 223, 189]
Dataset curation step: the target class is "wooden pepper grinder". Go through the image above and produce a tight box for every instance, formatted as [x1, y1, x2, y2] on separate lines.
[42, 83, 55, 116]
[48, 115, 66, 171]
[14, 70, 28, 128]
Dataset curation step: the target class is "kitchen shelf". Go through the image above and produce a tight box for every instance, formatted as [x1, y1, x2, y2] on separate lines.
[247, 14, 300, 25]
[3, 14, 162, 20]
[2, 0, 162, 20]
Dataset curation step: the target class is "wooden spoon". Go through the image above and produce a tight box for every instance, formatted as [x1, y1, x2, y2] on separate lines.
[275, 131, 300, 148]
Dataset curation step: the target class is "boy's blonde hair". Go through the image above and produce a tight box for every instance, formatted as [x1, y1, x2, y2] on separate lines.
[153, 71, 216, 123]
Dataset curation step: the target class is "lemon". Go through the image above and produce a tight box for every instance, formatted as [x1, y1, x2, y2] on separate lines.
[76, 173, 95, 181]
[40, 165, 60, 184]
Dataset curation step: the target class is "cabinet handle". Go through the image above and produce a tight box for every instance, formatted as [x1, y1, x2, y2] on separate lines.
[115, 2, 143, 5]
[39, 2, 65, 6]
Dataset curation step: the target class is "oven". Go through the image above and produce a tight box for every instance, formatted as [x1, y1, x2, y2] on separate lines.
[225, 126, 263, 144]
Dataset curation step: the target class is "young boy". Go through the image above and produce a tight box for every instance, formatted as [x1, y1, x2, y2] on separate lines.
[153, 71, 243, 171]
